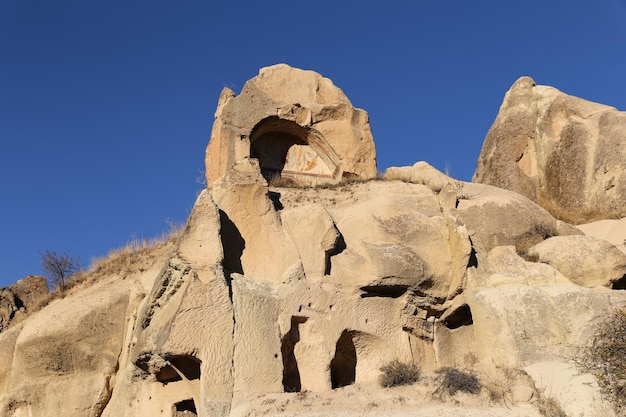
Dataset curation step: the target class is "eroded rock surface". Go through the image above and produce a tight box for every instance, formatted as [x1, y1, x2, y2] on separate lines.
[2, 69, 626, 417]
[205, 64, 377, 187]
[473, 76, 626, 224]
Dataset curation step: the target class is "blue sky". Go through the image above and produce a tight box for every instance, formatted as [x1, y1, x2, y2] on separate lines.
[1, 0, 626, 287]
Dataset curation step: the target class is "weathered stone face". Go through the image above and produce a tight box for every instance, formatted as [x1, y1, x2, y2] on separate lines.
[204, 64, 377, 187]
[473, 76, 626, 224]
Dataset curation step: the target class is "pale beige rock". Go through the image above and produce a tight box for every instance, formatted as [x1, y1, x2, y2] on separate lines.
[211, 158, 302, 283]
[455, 181, 558, 255]
[205, 64, 377, 187]
[480, 246, 569, 287]
[384, 161, 457, 193]
[0, 279, 134, 417]
[577, 216, 626, 254]
[524, 361, 617, 417]
[473, 76, 626, 224]
[435, 283, 626, 417]
[526, 235, 626, 288]
[281, 204, 338, 283]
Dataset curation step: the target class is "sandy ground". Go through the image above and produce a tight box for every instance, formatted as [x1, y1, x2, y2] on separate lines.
[235, 379, 541, 417]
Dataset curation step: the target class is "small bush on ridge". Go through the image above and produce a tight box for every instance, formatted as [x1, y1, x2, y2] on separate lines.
[379, 360, 420, 387]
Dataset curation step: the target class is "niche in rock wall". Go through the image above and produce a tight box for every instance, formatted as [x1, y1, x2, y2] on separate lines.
[173, 398, 197, 416]
[442, 304, 473, 330]
[250, 117, 340, 185]
[281, 316, 308, 392]
[330, 330, 357, 389]
[155, 355, 202, 384]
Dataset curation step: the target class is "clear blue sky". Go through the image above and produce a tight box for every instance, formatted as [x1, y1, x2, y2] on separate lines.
[2, 0, 626, 287]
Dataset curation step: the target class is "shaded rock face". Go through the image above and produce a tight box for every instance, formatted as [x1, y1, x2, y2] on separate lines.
[473, 76, 626, 224]
[204, 64, 377, 187]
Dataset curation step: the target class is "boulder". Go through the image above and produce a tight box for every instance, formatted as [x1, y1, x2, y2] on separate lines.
[473, 76, 626, 224]
[205, 64, 377, 187]
[526, 235, 626, 288]
[479, 245, 569, 287]
[455, 181, 558, 255]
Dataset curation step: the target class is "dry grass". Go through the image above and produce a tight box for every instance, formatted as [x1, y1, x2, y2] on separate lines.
[27, 224, 183, 314]
[534, 392, 567, 417]
[268, 173, 384, 190]
[378, 360, 421, 388]
[576, 308, 626, 415]
[432, 367, 481, 399]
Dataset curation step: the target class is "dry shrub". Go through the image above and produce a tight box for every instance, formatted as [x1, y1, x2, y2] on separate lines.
[378, 360, 420, 388]
[576, 309, 626, 415]
[535, 393, 567, 417]
[433, 367, 481, 398]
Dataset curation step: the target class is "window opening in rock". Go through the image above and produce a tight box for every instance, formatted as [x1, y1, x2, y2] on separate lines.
[155, 355, 201, 384]
[442, 304, 473, 329]
[250, 117, 339, 185]
[330, 330, 357, 389]
[173, 398, 197, 416]
[281, 316, 308, 392]
[359, 285, 408, 298]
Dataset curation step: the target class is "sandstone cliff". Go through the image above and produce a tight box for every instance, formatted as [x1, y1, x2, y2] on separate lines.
[1, 67, 625, 417]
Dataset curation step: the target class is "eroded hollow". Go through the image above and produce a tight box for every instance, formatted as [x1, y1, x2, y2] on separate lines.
[359, 285, 408, 298]
[155, 355, 202, 384]
[612, 274, 626, 290]
[173, 398, 197, 416]
[442, 304, 473, 329]
[330, 330, 357, 389]
[281, 316, 308, 392]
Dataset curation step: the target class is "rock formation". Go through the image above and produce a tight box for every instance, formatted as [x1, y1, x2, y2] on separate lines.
[204, 64, 377, 187]
[473, 76, 626, 224]
[1, 69, 626, 417]
[0, 276, 47, 332]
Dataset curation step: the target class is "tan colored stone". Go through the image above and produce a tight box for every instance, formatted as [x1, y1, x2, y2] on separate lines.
[526, 235, 626, 288]
[211, 158, 302, 283]
[384, 161, 457, 193]
[473, 76, 626, 224]
[455, 181, 558, 255]
[480, 245, 569, 287]
[205, 64, 377, 187]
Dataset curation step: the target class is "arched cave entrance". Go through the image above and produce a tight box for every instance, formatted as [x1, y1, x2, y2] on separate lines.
[281, 316, 308, 392]
[330, 330, 357, 389]
[250, 117, 340, 185]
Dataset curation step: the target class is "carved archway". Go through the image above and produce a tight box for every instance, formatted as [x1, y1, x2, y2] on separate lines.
[250, 117, 341, 185]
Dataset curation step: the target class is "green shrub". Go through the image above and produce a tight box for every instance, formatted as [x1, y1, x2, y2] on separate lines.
[576, 309, 626, 415]
[378, 360, 420, 387]
[433, 367, 481, 397]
